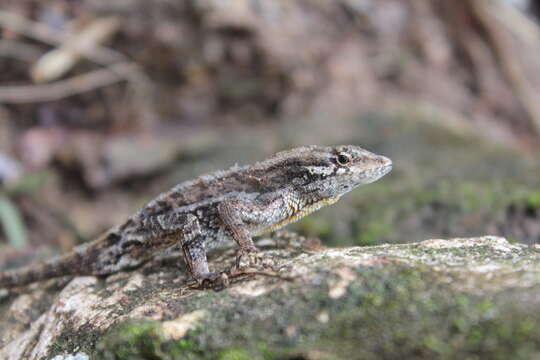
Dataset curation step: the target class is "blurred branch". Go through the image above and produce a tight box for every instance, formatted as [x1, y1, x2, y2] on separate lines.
[0, 62, 138, 103]
[31, 17, 121, 82]
[0, 11, 126, 65]
[0, 10, 157, 125]
[471, 1, 540, 138]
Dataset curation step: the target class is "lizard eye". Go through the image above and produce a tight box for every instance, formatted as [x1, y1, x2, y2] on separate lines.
[336, 152, 352, 166]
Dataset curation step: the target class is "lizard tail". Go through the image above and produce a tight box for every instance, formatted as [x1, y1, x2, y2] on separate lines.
[0, 231, 117, 289]
[0, 251, 84, 288]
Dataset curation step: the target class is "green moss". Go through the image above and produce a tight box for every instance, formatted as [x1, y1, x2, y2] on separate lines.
[295, 216, 332, 240]
[526, 190, 540, 209]
[355, 220, 390, 246]
[94, 319, 256, 360]
[95, 320, 164, 359]
[95, 320, 216, 360]
[311, 266, 540, 359]
[47, 323, 103, 358]
[164, 337, 207, 360]
[217, 349, 253, 360]
[174, 338, 195, 351]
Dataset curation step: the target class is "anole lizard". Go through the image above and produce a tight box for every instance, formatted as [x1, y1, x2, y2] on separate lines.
[0, 145, 392, 288]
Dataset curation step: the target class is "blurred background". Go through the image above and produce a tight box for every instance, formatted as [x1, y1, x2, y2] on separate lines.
[0, 0, 539, 267]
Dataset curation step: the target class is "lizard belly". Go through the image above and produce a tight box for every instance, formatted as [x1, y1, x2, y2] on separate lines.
[252, 196, 340, 236]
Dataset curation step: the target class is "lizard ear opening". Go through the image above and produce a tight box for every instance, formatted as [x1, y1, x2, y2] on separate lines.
[336, 152, 352, 166]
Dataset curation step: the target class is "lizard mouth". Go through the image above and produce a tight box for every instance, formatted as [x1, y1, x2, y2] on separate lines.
[381, 163, 392, 175]
[378, 156, 392, 176]
[356, 160, 392, 184]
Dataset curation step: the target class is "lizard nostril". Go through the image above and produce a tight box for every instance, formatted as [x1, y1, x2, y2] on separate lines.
[379, 156, 392, 166]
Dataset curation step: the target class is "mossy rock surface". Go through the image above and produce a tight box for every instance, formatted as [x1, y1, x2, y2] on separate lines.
[1, 234, 540, 359]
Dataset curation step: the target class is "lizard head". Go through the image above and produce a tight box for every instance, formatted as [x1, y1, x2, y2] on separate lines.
[262, 145, 392, 199]
[307, 145, 392, 198]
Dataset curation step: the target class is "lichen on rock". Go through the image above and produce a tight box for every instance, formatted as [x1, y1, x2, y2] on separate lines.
[1, 233, 540, 359]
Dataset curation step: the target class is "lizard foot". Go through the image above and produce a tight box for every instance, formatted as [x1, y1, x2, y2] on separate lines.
[194, 272, 230, 291]
[235, 248, 278, 271]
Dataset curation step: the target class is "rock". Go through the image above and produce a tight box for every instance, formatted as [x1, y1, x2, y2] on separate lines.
[1, 234, 540, 359]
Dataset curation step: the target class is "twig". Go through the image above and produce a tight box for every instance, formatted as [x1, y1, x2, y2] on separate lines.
[186, 269, 297, 291]
[0, 62, 137, 104]
[0, 10, 126, 66]
[228, 270, 297, 282]
[31, 17, 121, 82]
[0, 11, 157, 125]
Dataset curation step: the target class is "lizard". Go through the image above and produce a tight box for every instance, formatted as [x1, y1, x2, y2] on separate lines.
[0, 145, 392, 289]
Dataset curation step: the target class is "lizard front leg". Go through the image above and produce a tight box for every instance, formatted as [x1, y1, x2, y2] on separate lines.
[217, 201, 277, 270]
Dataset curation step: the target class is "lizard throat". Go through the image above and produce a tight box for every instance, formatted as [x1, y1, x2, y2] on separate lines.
[253, 196, 341, 236]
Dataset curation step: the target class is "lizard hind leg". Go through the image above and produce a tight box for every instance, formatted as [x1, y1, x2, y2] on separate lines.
[180, 214, 229, 288]
[182, 241, 229, 289]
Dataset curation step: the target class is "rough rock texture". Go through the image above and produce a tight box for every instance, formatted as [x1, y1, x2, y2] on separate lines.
[1, 233, 540, 359]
